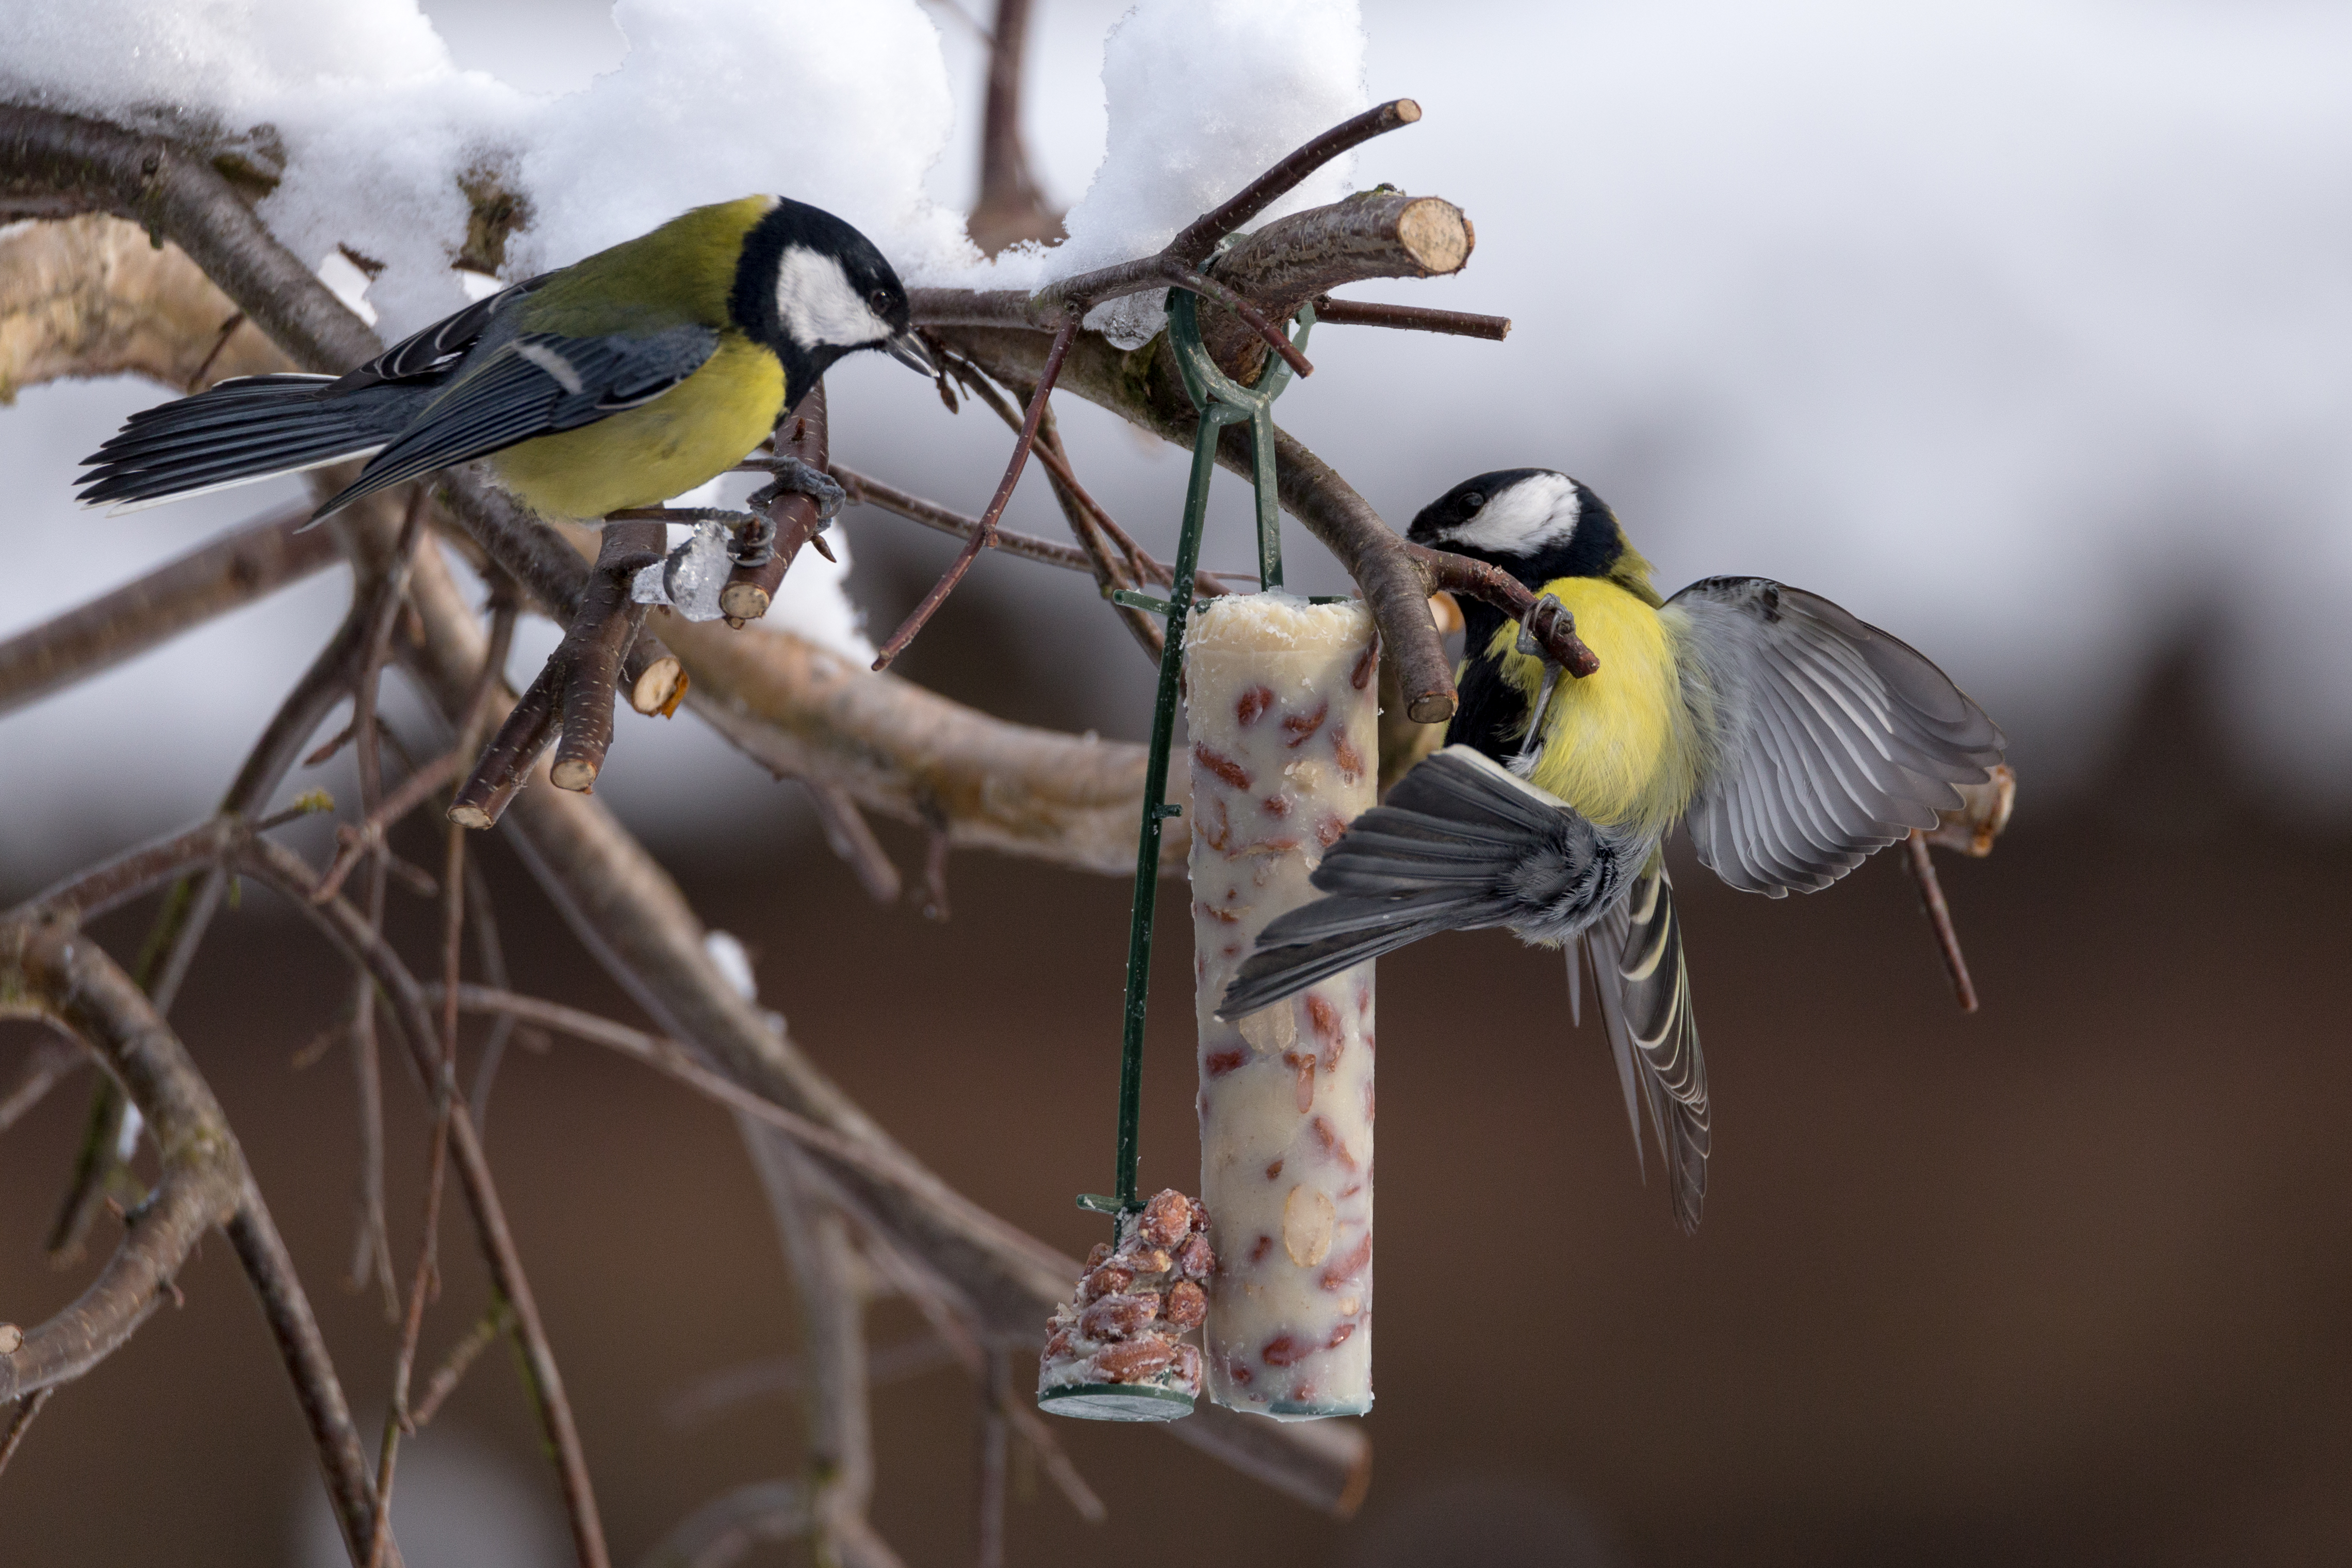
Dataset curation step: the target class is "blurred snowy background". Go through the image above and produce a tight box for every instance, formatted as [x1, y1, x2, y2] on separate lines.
[5, 0, 2350, 891]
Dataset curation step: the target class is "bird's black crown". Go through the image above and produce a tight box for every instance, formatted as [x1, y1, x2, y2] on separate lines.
[1408, 468, 1625, 591]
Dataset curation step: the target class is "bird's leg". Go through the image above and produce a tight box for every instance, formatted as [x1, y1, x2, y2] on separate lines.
[1510, 592, 1572, 773]
[742, 454, 846, 569]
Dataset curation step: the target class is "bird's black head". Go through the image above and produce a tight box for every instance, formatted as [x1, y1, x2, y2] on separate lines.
[730, 197, 934, 403]
[1407, 468, 1627, 592]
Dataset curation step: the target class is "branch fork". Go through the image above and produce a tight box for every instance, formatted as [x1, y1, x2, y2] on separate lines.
[450, 524, 661, 825]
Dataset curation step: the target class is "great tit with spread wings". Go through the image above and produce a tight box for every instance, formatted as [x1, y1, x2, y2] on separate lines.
[1221, 469, 2006, 1231]
[78, 195, 933, 524]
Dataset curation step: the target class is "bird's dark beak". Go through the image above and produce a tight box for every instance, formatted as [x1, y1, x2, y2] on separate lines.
[883, 329, 935, 375]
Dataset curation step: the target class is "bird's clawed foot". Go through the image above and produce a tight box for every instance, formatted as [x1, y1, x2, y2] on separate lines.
[1516, 592, 1574, 660]
[1516, 591, 1602, 679]
[742, 454, 846, 567]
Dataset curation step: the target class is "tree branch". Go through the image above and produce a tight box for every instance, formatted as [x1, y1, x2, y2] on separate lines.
[968, 0, 1063, 256]
[718, 382, 828, 625]
[0, 211, 282, 394]
[0, 902, 393, 1566]
[739, 1128, 903, 1568]
[1, 103, 1373, 1513]
[0, 505, 338, 718]
[228, 835, 611, 1568]
[451, 524, 659, 822]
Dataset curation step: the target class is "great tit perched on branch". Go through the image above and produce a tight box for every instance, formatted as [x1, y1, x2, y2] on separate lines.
[1222, 469, 2005, 1231]
[78, 195, 934, 529]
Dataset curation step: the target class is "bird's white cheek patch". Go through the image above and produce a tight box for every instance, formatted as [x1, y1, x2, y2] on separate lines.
[1444, 471, 1581, 555]
[774, 246, 887, 347]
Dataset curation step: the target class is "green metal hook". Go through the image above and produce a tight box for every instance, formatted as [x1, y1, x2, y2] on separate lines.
[1091, 289, 1316, 1222]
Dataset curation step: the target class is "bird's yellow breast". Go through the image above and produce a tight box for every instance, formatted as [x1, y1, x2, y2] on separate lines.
[1488, 576, 1695, 834]
[486, 334, 787, 518]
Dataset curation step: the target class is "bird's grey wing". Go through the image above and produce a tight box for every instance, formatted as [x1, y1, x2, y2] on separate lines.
[312, 324, 719, 518]
[1583, 853, 1708, 1232]
[326, 272, 559, 394]
[1667, 576, 2005, 896]
[1218, 746, 1614, 1019]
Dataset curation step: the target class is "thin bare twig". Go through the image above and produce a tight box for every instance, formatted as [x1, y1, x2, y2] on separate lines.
[872, 315, 1078, 671]
[805, 782, 903, 905]
[975, 1347, 1008, 1568]
[1904, 832, 1980, 1013]
[639, 1481, 809, 1568]
[365, 813, 467, 1568]
[231, 836, 610, 1568]
[0, 505, 336, 718]
[919, 829, 952, 922]
[739, 1130, 902, 1568]
[422, 986, 967, 1198]
[662, 1338, 958, 1432]
[833, 464, 1095, 575]
[0, 1389, 53, 1481]
[406, 1298, 515, 1430]
[318, 591, 516, 904]
[1169, 100, 1424, 268]
[1309, 293, 1511, 339]
[462, 856, 530, 1135]
[0, 1036, 80, 1134]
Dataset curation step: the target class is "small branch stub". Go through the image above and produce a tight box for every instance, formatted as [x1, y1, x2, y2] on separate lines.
[451, 524, 660, 825]
[720, 382, 831, 626]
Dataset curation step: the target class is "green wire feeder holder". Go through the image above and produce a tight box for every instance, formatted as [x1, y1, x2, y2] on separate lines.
[1039, 289, 1335, 1422]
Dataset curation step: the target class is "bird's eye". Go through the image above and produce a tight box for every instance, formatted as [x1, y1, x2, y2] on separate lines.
[1463, 492, 1484, 510]
[869, 288, 892, 316]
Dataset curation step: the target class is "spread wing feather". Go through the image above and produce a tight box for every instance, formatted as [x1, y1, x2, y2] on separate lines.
[1667, 577, 2005, 896]
[1218, 746, 1614, 1019]
[1581, 853, 1708, 1232]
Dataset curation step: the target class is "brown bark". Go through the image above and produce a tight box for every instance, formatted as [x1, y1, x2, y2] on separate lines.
[0, 507, 339, 719]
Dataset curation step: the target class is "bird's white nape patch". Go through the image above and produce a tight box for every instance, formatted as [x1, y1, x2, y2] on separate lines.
[774, 246, 889, 348]
[1440, 472, 1582, 556]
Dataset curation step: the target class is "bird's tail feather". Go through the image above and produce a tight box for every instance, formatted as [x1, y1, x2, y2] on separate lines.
[78, 374, 419, 513]
[1218, 746, 1584, 1019]
[1586, 855, 1709, 1232]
